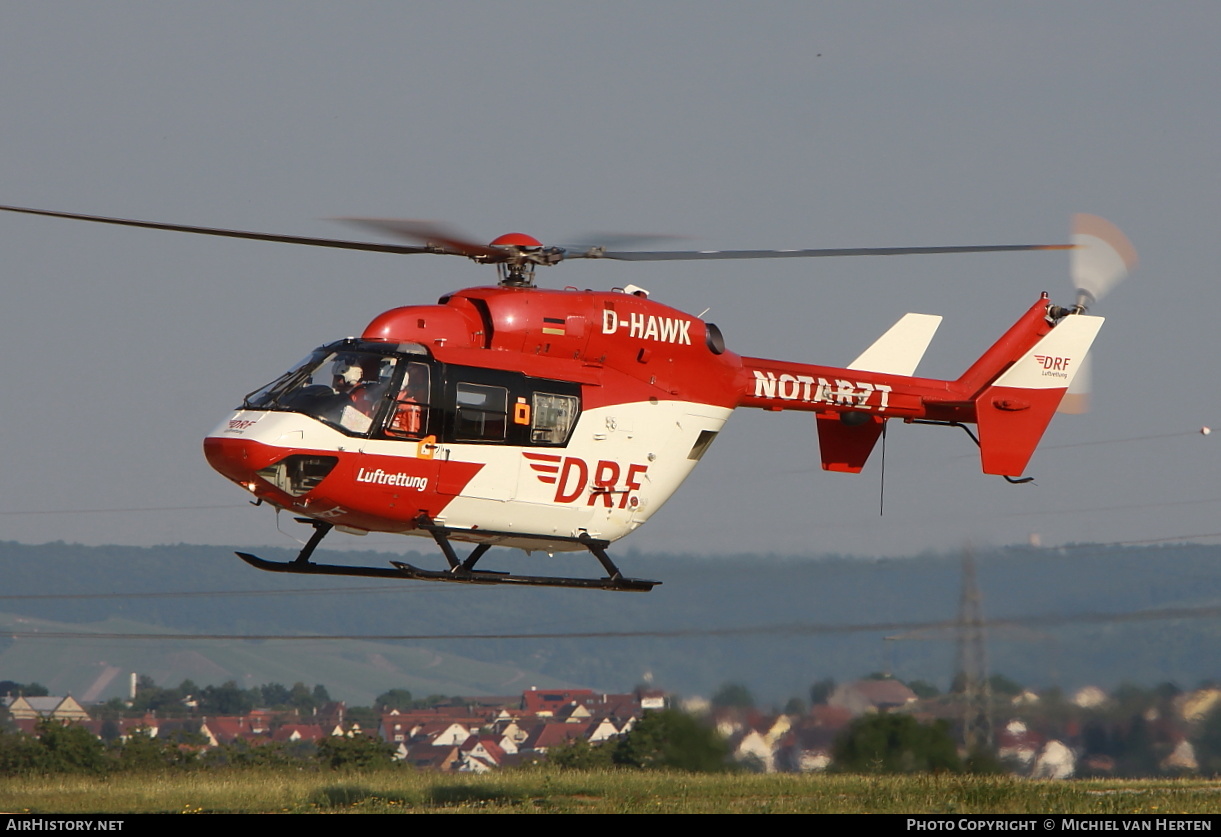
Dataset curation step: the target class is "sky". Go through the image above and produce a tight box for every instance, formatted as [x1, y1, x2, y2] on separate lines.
[0, 2, 1218, 559]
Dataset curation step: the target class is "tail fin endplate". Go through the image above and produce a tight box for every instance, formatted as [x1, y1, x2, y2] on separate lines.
[974, 314, 1103, 475]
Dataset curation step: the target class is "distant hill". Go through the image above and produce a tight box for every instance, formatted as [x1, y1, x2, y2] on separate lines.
[0, 611, 581, 705]
[2, 540, 1220, 705]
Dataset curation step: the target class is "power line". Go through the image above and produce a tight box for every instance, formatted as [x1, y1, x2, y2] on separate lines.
[0, 584, 449, 601]
[3, 538, 1219, 600]
[0, 504, 247, 516]
[6, 602, 1221, 642]
[1042, 534, 1221, 550]
[1007, 497, 1221, 518]
[950, 426, 1212, 462]
[1105, 533, 1221, 547]
[1038, 428, 1211, 451]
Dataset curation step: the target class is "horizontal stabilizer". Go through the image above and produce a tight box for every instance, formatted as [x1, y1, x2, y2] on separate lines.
[849, 313, 942, 376]
[816, 414, 885, 473]
[819, 313, 939, 472]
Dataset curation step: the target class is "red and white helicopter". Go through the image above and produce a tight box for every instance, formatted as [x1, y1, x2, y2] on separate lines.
[0, 206, 1134, 591]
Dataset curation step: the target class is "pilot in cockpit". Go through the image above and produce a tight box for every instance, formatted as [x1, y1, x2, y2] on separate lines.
[330, 358, 384, 433]
[332, 360, 365, 394]
[388, 362, 430, 438]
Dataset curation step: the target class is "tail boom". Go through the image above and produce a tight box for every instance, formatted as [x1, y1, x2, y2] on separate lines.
[737, 295, 1102, 477]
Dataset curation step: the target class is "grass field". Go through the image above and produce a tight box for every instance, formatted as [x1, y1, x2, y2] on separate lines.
[3, 770, 1221, 814]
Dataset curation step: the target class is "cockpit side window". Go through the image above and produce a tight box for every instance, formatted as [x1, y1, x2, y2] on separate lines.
[429, 364, 581, 446]
[454, 383, 508, 441]
[531, 393, 579, 444]
[384, 362, 432, 439]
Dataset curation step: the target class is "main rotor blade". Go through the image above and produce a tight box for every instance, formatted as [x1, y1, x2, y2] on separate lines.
[558, 233, 688, 252]
[574, 244, 1074, 261]
[0, 204, 1078, 267]
[0, 204, 435, 256]
[339, 218, 507, 260]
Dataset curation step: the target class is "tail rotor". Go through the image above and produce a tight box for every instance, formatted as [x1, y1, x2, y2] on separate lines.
[1059, 214, 1137, 414]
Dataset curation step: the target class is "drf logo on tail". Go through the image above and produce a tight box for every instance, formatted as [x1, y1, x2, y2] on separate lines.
[1034, 354, 1071, 379]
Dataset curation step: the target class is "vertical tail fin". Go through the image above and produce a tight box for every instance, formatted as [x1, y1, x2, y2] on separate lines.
[848, 313, 942, 376]
[974, 314, 1103, 475]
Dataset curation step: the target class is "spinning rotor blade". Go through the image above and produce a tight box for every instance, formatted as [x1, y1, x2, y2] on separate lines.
[1071, 213, 1137, 309]
[1059, 354, 1093, 415]
[558, 233, 687, 252]
[0, 204, 435, 256]
[338, 218, 507, 260]
[1060, 214, 1138, 414]
[570, 243, 1074, 261]
[0, 204, 1080, 274]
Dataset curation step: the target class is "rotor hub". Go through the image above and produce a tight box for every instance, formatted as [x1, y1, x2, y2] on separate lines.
[483, 233, 567, 287]
[489, 232, 542, 248]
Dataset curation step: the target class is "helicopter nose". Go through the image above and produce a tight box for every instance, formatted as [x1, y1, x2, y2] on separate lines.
[204, 436, 262, 488]
[205, 434, 341, 502]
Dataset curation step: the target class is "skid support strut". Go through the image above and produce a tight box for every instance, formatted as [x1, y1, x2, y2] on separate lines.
[235, 516, 659, 592]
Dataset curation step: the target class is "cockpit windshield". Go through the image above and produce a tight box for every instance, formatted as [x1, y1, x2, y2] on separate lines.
[243, 340, 580, 446]
[244, 343, 413, 436]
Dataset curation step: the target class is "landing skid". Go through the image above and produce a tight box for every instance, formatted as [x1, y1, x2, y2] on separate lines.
[235, 517, 659, 592]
